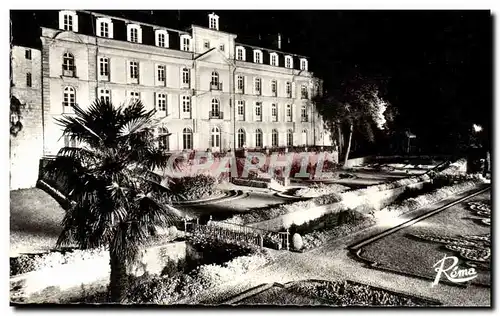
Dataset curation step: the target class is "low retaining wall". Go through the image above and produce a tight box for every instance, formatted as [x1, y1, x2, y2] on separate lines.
[248, 180, 430, 232]
[10, 241, 188, 300]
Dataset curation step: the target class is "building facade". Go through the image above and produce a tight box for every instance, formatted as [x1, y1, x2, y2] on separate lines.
[10, 10, 332, 189]
[10, 46, 44, 190]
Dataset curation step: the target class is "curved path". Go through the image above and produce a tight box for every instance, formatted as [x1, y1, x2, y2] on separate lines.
[181, 184, 491, 306]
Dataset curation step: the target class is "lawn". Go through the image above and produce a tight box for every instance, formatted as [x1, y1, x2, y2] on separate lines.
[10, 188, 66, 256]
[357, 190, 491, 287]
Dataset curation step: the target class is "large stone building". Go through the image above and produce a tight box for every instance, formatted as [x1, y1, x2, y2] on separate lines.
[10, 10, 331, 189]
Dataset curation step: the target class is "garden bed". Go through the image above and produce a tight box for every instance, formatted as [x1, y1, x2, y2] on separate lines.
[239, 280, 440, 306]
[286, 174, 484, 252]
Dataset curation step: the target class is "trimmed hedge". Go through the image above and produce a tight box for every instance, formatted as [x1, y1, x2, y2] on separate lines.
[290, 280, 439, 306]
[168, 175, 219, 202]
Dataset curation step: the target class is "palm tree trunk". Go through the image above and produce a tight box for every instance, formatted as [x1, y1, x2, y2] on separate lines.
[109, 251, 128, 303]
[343, 123, 354, 167]
[336, 123, 343, 159]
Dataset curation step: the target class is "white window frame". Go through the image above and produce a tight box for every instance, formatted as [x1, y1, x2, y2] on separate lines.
[237, 128, 246, 148]
[59, 10, 78, 32]
[208, 13, 219, 30]
[211, 127, 221, 148]
[99, 57, 109, 77]
[129, 61, 139, 79]
[182, 96, 191, 113]
[286, 82, 292, 98]
[182, 68, 190, 86]
[286, 104, 292, 121]
[271, 80, 277, 96]
[236, 46, 246, 61]
[96, 17, 113, 38]
[300, 58, 308, 71]
[183, 127, 193, 150]
[270, 52, 279, 66]
[253, 50, 263, 64]
[237, 100, 245, 117]
[255, 102, 262, 117]
[180, 34, 192, 52]
[129, 91, 140, 101]
[237, 75, 244, 92]
[127, 24, 142, 43]
[155, 29, 169, 48]
[63, 86, 76, 108]
[98, 88, 111, 103]
[271, 103, 278, 121]
[285, 55, 293, 69]
[156, 93, 167, 112]
[254, 78, 262, 95]
[157, 65, 166, 83]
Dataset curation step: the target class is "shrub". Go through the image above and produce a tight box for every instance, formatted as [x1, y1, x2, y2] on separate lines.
[263, 233, 282, 250]
[291, 280, 436, 306]
[168, 175, 219, 202]
[292, 233, 303, 251]
[10, 247, 107, 276]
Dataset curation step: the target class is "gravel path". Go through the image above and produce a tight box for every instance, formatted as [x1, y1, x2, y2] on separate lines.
[190, 184, 490, 307]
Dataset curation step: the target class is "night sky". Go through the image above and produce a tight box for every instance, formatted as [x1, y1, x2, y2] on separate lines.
[10, 10, 493, 152]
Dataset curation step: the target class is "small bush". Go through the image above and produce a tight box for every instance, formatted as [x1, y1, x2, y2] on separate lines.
[10, 248, 107, 276]
[292, 233, 303, 251]
[168, 175, 219, 202]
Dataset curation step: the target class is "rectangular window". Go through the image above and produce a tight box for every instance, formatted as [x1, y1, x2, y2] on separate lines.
[255, 52, 261, 63]
[271, 55, 277, 66]
[130, 28, 138, 43]
[129, 61, 139, 79]
[157, 65, 166, 82]
[301, 85, 308, 99]
[130, 91, 140, 100]
[100, 22, 109, 37]
[99, 57, 109, 76]
[219, 44, 225, 51]
[271, 104, 277, 117]
[25, 49, 31, 60]
[237, 48, 243, 61]
[271, 81, 277, 96]
[255, 102, 262, 116]
[204, 40, 210, 49]
[254, 78, 261, 95]
[182, 37, 190, 51]
[182, 68, 190, 85]
[157, 93, 167, 112]
[237, 76, 244, 92]
[64, 14, 73, 31]
[182, 96, 191, 112]
[158, 33, 165, 47]
[99, 89, 111, 103]
[286, 82, 292, 98]
[237, 100, 245, 116]
[26, 73, 32, 87]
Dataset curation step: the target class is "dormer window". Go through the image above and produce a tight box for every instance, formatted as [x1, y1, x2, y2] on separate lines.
[96, 17, 113, 38]
[58, 10, 78, 32]
[253, 50, 263, 64]
[236, 46, 246, 61]
[209, 13, 219, 30]
[155, 30, 169, 48]
[270, 52, 279, 66]
[127, 24, 142, 43]
[180, 34, 192, 52]
[300, 58, 308, 71]
[285, 55, 293, 69]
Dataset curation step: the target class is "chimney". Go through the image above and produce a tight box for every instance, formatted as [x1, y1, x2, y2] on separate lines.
[278, 33, 281, 49]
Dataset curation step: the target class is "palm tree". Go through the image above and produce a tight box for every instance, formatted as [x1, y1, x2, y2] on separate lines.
[43, 99, 183, 303]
